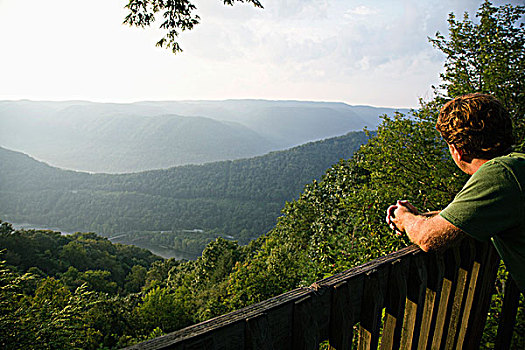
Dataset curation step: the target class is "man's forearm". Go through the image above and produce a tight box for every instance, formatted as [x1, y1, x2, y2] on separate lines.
[397, 211, 432, 249]
[397, 211, 463, 252]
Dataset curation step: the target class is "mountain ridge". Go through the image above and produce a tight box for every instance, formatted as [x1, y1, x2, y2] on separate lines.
[0, 99, 407, 173]
[0, 131, 369, 244]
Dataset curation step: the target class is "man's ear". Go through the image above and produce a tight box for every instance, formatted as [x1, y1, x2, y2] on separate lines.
[449, 144, 464, 161]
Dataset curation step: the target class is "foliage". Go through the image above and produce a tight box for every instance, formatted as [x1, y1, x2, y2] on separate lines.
[0, 224, 253, 348]
[124, 0, 263, 53]
[0, 226, 161, 295]
[430, 0, 525, 148]
[0, 259, 33, 349]
[0, 264, 99, 350]
[134, 286, 193, 335]
[0, 221, 13, 234]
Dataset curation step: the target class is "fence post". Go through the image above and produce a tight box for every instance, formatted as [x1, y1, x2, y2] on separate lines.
[357, 266, 388, 349]
[463, 243, 500, 350]
[494, 276, 521, 350]
[329, 275, 364, 349]
[380, 257, 409, 350]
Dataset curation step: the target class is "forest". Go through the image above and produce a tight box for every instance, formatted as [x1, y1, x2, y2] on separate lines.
[0, 1, 524, 349]
[0, 131, 368, 251]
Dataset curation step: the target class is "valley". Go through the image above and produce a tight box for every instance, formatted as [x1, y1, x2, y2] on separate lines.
[0, 129, 370, 257]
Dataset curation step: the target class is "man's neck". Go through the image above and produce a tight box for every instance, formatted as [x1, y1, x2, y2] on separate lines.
[465, 158, 490, 175]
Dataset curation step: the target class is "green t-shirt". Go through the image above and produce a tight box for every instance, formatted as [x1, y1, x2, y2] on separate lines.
[440, 152, 525, 291]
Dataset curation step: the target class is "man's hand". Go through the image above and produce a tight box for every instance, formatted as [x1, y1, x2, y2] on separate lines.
[386, 200, 419, 235]
[385, 200, 463, 251]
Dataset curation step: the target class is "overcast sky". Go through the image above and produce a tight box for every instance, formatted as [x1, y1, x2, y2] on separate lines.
[0, 0, 520, 108]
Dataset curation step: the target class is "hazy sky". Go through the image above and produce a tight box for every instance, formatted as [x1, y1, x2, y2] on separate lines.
[0, 0, 520, 108]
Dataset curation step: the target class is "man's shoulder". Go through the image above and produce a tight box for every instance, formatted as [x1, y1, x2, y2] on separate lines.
[491, 152, 525, 176]
[497, 152, 525, 160]
[482, 152, 525, 173]
[467, 153, 524, 193]
[476, 152, 525, 194]
[491, 152, 525, 163]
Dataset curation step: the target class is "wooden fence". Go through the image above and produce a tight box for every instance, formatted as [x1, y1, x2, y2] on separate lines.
[125, 238, 521, 349]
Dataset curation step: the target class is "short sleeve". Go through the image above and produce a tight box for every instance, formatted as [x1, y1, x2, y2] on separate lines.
[440, 161, 522, 242]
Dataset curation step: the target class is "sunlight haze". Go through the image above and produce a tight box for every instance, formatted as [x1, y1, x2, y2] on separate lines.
[0, 0, 519, 107]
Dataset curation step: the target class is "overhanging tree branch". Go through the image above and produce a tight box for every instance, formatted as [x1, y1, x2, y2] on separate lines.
[123, 0, 263, 53]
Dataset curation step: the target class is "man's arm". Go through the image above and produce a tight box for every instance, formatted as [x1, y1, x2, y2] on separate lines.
[387, 201, 464, 252]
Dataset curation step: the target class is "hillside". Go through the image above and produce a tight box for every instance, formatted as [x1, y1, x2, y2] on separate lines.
[0, 131, 369, 250]
[0, 100, 406, 173]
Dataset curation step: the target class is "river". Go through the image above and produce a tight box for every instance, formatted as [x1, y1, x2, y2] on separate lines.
[10, 222, 198, 260]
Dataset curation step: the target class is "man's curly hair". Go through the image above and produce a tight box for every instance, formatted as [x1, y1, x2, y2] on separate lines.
[436, 93, 514, 159]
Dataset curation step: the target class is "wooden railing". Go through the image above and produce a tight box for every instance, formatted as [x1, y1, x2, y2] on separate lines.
[125, 238, 521, 349]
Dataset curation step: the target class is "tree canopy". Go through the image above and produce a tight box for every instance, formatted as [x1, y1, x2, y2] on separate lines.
[430, 1, 525, 147]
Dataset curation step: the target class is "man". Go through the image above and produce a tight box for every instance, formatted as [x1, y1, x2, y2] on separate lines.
[386, 93, 525, 292]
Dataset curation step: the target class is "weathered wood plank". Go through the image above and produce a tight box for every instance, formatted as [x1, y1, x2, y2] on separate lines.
[292, 281, 333, 349]
[181, 320, 245, 350]
[293, 294, 319, 350]
[329, 276, 364, 350]
[310, 283, 334, 342]
[358, 327, 372, 350]
[444, 268, 468, 349]
[245, 313, 274, 350]
[400, 298, 417, 349]
[265, 299, 296, 349]
[357, 266, 388, 350]
[463, 243, 500, 350]
[431, 245, 461, 350]
[494, 276, 521, 350]
[380, 257, 409, 350]
[216, 321, 246, 350]
[400, 252, 427, 349]
[431, 278, 452, 349]
[450, 239, 477, 349]
[380, 313, 397, 350]
[456, 259, 481, 348]
[184, 335, 216, 350]
[417, 287, 436, 350]
[417, 251, 445, 350]
[445, 239, 476, 349]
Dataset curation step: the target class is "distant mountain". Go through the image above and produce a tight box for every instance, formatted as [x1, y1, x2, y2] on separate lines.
[0, 131, 369, 245]
[0, 100, 408, 173]
[132, 100, 378, 145]
[0, 102, 275, 173]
